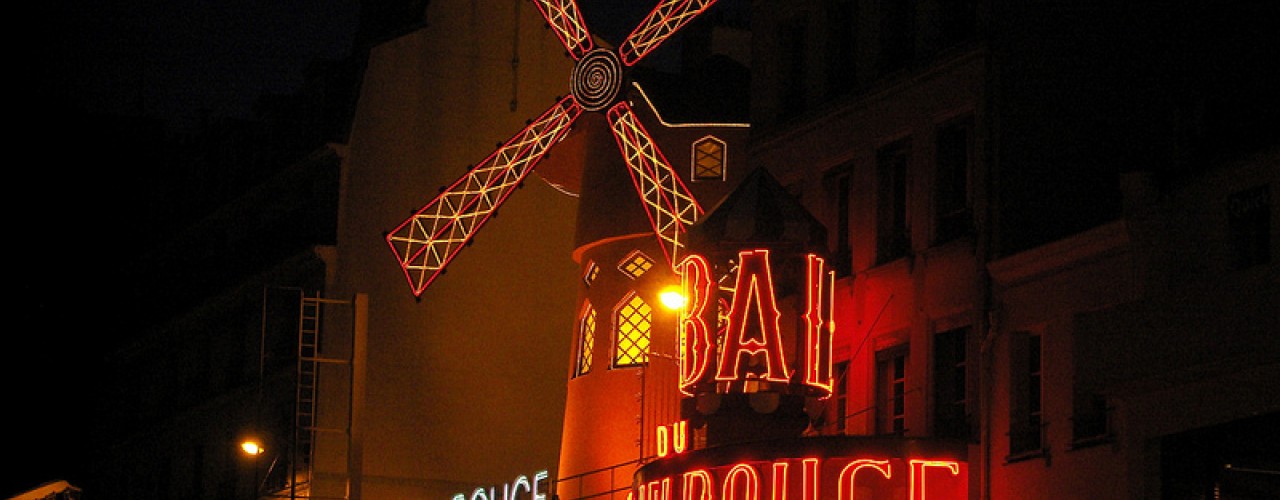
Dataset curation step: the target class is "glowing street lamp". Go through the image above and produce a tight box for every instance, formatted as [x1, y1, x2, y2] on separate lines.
[240, 438, 266, 456]
[659, 286, 687, 310]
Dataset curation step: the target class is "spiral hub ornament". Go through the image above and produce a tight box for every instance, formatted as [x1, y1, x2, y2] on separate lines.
[571, 48, 624, 112]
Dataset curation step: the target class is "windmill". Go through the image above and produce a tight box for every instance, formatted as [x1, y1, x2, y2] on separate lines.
[385, 0, 726, 297]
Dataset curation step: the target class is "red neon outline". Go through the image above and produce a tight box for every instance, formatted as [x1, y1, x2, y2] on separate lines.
[802, 458, 819, 500]
[802, 254, 834, 395]
[681, 470, 713, 500]
[528, 0, 594, 60]
[836, 460, 891, 500]
[619, 0, 721, 66]
[715, 249, 790, 384]
[386, 96, 583, 296]
[908, 460, 960, 500]
[646, 478, 671, 500]
[608, 101, 705, 268]
[676, 255, 715, 395]
[771, 461, 788, 500]
[721, 463, 760, 500]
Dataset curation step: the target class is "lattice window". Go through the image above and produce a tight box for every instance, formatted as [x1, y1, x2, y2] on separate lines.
[692, 135, 726, 181]
[575, 303, 597, 377]
[613, 293, 652, 367]
[618, 250, 655, 279]
[583, 261, 600, 287]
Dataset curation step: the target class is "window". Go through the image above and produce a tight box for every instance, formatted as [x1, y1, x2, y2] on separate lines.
[618, 250, 655, 279]
[934, 116, 973, 243]
[933, 327, 971, 439]
[1009, 332, 1044, 456]
[1228, 184, 1271, 270]
[832, 360, 850, 434]
[692, 136, 727, 181]
[876, 346, 909, 435]
[876, 139, 911, 264]
[614, 293, 652, 367]
[575, 303, 597, 377]
[825, 165, 853, 276]
[583, 261, 600, 287]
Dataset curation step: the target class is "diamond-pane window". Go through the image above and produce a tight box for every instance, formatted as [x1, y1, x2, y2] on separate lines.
[618, 250, 655, 279]
[575, 303, 597, 377]
[583, 261, 600, 287]
[692, 135, 726, 181]
[614, 293, 652, 367]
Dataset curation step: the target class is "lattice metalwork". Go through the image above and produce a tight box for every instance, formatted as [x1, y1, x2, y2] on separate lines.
[618, 250, 656, 279]
[576, 303, 597, 376]
[614, 294, 652, 366]
[386, 0, 726, 297]
[609, 102, 704, 266]
[692, 135, 726, 180]
[619, 0, 720, 66]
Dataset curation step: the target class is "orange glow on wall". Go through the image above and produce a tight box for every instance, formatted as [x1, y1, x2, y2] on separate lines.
[677, 255, 715, 395]
[716, 249, 790, 384]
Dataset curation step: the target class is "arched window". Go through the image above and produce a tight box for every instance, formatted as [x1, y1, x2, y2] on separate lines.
[575, 302, 597, 377]
[613, 293, 652, 367]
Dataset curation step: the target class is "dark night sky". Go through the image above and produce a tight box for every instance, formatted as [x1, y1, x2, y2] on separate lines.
[11, 1, 359, 496]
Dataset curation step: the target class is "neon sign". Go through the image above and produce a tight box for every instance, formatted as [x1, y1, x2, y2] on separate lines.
[677, 250, 834, 397]
[453, 470, 549, 500]
[637, 457, 965, 500]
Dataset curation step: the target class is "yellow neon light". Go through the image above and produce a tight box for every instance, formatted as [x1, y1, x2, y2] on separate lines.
[528, 0, 593, 59]
[620, 0, 721, 66]
[608, 102, 705, 267]
[632, 83, 750, 129]
[387, 96, 582, 296]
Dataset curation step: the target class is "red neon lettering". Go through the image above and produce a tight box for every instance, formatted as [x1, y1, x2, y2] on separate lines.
[771, 461, 788, 500]
[836, 459, 891, 500]
[721, 464, 760, 500]
[802, 458, 819, 500]
[681, 470, 713, 500]
[716, 249, 790, 383]
[802, 254, 834, 394]
[676, 255, 715, 395]
[909, 460, 960, 500]
[644, 478, 670, 500]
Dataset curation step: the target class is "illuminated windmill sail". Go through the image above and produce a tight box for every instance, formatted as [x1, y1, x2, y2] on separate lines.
[386, 0, 718, 297]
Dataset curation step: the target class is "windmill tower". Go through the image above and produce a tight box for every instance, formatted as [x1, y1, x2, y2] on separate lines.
[379, 1, 750, 499]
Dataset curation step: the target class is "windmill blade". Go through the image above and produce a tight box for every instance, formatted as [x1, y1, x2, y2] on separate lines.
[606, 101, 704, 267]
[529, 0, 594, 60]
[387, 96, 584, 296]
[618, 0, 720, 66]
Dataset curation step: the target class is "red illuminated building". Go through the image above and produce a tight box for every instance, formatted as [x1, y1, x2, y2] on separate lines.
[75, 1, 1276, 499]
